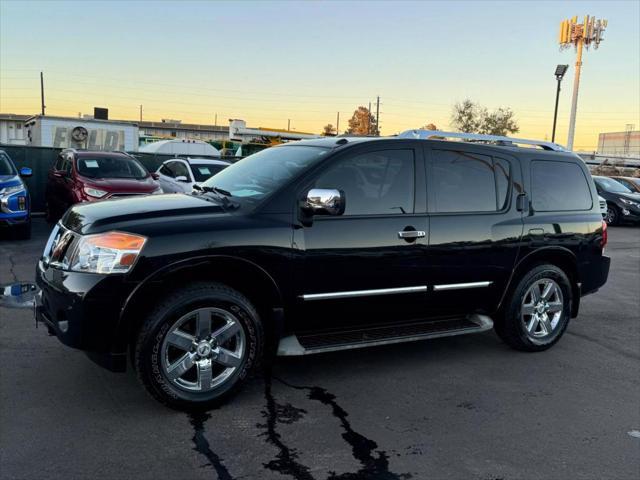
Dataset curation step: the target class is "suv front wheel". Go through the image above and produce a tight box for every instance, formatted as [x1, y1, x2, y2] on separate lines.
[496, 264, 572, 352]
[134, 282, 263, 410]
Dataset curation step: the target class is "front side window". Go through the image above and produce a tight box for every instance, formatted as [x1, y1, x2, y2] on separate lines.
[532, 161, 593, 211]
[0, 153, 17, 175]
[430, 150, 507, 213]
[76, 155, 148, 179]
[202, 145, 329, 201]
[315, 149, 414, 216]
[170, 161, 190, 179]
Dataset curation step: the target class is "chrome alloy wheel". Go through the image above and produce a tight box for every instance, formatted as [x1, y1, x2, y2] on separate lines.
[160, 307, 246, 393]
[521, 279, 564, 340]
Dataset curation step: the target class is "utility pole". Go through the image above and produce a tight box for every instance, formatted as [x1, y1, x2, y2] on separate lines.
[368, 101, 372, 135]
[139, 105, 143, 122]
[559, 15, 607, 150]
[336, 112, 340, 135]
[287, 119, 291, 131]
[214, 113, 217, 127]
[40, 72, 45, 115]
[375, 96, 380, 136]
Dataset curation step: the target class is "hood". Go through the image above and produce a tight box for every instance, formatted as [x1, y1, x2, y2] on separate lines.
[83, 175, 158, 193]
[617, 192, 640, 202]
[0, 175, 22, 188]
[62, 193, 227, 234]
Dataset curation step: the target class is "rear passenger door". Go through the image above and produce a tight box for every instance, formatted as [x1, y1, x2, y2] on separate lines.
[424, 145, 524, 317]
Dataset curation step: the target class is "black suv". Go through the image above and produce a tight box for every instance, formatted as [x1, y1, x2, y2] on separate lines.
[35, 131, 610, 409]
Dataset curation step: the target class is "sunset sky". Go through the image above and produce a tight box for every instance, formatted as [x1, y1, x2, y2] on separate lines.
[1, 0, 638, 151]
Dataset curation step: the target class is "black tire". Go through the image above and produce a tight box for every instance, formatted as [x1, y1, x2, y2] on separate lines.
[13, 219, 31, 240]
[605, 204, 619, 226]
[134, 282, 263, 410]
[495, 264, 572, 352]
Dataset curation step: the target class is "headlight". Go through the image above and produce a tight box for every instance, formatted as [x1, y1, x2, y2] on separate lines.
[84, 187, 108, 198]
[0, 184, 25, 196]
[68, 231, 147, 274]
[619, 198, 640, 207]
[151, 187, 163, 195]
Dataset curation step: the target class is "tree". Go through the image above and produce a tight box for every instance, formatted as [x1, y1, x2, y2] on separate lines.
[322, 124, 336, 136]
[347, 106, 378, 135]
[422, 123, 438, 131]
[478, 107, 519, 136]
[450, 99, 519, 136]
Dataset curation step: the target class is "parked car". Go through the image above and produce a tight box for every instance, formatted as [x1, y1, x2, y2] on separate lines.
[45, 149, 162, 222]
[592, 175, 640, 225]
[609, 176, 640, 194]
[35, 131, 610, 410]
[156, 158, 231, 193]
[0, 149, 32, 239]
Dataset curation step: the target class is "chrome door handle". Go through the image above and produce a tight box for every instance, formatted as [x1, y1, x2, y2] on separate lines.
[398, 230, 426, 239]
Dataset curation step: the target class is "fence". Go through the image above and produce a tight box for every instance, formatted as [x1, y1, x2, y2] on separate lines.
[0, 144, 241, 213]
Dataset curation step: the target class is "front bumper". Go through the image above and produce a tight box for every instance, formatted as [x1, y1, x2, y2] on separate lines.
[0, 210, 29, 228]
[35, 260, 134, 371]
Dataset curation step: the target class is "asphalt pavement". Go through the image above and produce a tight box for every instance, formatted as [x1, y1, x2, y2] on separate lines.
[1, 219, 639, 480]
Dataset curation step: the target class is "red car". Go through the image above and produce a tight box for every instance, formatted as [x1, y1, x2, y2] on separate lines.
[45, 149, 161, 222]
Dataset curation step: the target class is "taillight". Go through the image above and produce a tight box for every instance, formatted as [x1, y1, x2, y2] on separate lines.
[600, 220, 608, 249]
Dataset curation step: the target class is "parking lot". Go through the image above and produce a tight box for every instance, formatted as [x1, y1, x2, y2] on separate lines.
[0, 218, 638, 480]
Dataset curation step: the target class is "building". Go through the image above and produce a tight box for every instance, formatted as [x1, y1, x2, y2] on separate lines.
[0, 114, 30, 145]
[597, 129, 640, 157]
[137, 119, 229, 143]
[228, 119, 320, 144]
[24, 115, 139, 151]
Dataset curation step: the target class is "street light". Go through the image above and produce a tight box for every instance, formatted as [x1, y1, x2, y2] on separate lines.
[552, 64, 569, 143]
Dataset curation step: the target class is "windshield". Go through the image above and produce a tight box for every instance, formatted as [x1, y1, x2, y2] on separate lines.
[191, 163, 228, 183]
[595, 177, 632, 194]
[77, 156, 148, 179]
[0, 153, 17, 176]
[202, 145, 329, 201]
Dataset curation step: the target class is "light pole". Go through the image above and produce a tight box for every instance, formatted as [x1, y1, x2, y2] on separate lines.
[551, 65, 568, 143]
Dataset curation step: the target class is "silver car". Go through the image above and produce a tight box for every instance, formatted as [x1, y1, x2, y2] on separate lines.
[156, 158, 231, 194]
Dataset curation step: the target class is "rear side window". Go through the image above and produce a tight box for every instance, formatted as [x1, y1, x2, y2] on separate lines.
[430, 150, 510, 213]
[531, 161, 592, 211]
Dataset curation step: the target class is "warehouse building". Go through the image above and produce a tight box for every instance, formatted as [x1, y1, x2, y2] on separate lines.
[597, 129, 640, 157]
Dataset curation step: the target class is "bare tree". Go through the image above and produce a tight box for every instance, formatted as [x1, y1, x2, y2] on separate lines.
[347, 106, 378, 135]
[422, 123, 438, 131]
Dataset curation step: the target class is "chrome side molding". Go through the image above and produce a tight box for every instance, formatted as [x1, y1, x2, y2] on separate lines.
[433, 281, 492, 291]
[300, 285, 428, 301]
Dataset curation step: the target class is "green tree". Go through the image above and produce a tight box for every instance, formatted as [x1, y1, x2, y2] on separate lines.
[450, 99, 519, 136]
[322, 124, 336, 136]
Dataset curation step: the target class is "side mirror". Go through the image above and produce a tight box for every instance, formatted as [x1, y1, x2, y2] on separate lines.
[305, 188, 345, 216]
[19, 167, 33, 177]
[150, 172, 159, 180]
[175, 175, 189, 183]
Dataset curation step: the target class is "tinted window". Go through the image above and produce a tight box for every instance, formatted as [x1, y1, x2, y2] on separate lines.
[191, 163, 227, 183]
[0, 153, 16, 175]
[54, 154, 65, 171]
[159, 163, 174, 178]
[532, 161, 592, 211]
[76, 156, 148, 179]
[170, 161, 189, 179]
[431, 150, 503, 213]
[316, 149, 414, 216]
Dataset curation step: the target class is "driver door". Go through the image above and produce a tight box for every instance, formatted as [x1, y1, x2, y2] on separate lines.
[292, 144, 428, 333]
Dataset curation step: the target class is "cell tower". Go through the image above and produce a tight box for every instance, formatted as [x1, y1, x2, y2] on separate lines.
[559, 15, 608, 151]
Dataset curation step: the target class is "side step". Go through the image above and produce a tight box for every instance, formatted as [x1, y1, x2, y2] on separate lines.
[277, 314, 494, 356]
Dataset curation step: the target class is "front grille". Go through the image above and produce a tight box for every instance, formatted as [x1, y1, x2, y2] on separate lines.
[42, 224, 76, 269]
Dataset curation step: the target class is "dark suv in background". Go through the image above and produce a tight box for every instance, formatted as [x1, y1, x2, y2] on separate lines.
[45, 149, 161, 222]
[35, 131, 610, 410]
[593, 175, 640, 225]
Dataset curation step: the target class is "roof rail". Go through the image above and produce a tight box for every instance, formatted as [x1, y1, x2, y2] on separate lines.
[397, 129, 567, 152]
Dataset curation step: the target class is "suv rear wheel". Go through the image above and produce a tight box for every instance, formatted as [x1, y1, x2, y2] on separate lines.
[134, 282, 263, 410]
[496, 264, 572, 352]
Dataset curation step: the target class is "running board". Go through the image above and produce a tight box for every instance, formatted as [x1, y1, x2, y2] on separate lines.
[277, 314, 494, 356]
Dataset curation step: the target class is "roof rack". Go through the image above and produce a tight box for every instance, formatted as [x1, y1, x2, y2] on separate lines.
[397, 129, 567, 152]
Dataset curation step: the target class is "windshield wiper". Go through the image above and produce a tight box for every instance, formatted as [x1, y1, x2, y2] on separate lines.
[192, 184, 237, 209]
